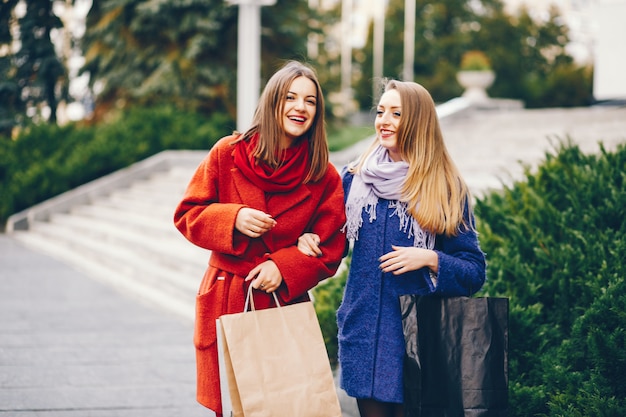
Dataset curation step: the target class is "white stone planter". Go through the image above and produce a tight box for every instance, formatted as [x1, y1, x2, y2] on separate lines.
[456, 70, 496, 103]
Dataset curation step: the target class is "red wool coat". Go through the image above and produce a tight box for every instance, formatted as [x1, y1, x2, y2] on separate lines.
[173, 135, 347, 414]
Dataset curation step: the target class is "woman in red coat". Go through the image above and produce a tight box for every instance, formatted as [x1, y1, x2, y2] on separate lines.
[173, 61, 347, 415]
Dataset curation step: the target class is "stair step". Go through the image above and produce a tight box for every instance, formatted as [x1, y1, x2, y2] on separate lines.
[3, 152, 216, 320]
[11, 230, 196, 320]
[29, 218, 201, 288]
[70, 204, 178, 236]
[99, 192, 180, 218]
[47, 211, 207, 272]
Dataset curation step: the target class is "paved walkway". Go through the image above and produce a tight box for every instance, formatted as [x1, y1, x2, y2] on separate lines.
[0, 234, 207, 417]
[0, 234, 359, 417]
[440, 105, 626, 196]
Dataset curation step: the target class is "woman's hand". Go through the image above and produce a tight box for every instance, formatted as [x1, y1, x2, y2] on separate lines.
[235, 207, 276, 238]
[379, 245, 438, 275]
[245, 260, 283, 293]
[297, 233, 322, 257]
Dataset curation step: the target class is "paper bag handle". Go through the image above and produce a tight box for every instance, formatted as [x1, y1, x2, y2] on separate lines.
[244, 283, 281, 312]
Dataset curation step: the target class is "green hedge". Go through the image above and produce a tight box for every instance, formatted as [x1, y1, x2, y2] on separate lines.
[0, 106, 232, 226]
[475, 139, 626, 416]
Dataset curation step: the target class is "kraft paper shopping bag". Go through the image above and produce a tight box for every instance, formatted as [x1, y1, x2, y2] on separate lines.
[217, 318, 244, 417]
[218, 287, 342, 417]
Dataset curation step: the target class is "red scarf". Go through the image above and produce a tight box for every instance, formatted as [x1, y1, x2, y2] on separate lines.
[233, 134, 309, 193]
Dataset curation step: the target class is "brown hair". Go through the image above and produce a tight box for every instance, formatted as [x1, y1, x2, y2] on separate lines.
[351, 80, 472, 236]
[237, 61, 329, 183]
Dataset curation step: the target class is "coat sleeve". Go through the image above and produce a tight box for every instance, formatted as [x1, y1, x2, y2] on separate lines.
[173, 140, 249, 255]
[431, 211, 486, 296]
[269, 164, 347, 302]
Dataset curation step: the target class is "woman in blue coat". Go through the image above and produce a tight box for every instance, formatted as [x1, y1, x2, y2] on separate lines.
[300, 80, 486, 417]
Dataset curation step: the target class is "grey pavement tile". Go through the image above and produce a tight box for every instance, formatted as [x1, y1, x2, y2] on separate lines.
[0, 236, 208, 417]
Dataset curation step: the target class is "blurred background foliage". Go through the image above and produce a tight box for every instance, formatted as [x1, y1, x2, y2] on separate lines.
[353, 0, 592, 108]
[79, 0, 333, 121]
[0, 0, 595, 216]
[1, 0, 592, 135]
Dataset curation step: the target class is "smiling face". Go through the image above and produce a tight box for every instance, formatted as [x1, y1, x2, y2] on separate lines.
[375, 88, 403, 161]
[281, 76, 318, 147]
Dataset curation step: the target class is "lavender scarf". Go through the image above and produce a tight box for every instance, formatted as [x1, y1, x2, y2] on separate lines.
[344, 145, 435, 249]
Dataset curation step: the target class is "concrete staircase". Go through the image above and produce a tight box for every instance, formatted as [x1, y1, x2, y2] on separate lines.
[6, 151, 210, 321]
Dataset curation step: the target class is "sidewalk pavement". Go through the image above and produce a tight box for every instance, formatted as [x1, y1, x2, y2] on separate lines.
[0, 234, 207, 417]
[0, 235, 359, 417]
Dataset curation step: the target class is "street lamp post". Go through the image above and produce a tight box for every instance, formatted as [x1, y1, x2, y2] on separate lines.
[403, 0, 415, 82]
[341, 0, 354, 105]
[225, 0, 277, 132]
[372, 0, 385, 105]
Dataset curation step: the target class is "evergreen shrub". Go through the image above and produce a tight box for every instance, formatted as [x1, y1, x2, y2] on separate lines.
[475, 138, 626, 416]
[523, 63, 593, 108]
[0, 105, 232, 226]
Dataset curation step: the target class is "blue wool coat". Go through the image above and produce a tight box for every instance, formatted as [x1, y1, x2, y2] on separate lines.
[337, 172, 486, 403]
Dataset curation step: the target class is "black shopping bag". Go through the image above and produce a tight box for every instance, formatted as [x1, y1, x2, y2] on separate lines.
[399, 295, 509, 417]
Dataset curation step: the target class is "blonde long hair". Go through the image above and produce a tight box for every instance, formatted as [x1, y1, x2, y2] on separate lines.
[351, 80, 472, 236]
[236, 61, 329, 183]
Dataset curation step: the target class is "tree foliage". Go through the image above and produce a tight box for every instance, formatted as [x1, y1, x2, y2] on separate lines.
[0, 0, 21, 136]
[80, 0, 326, 121]
[474, 5, 592, 107]
[1, 0, 595, 131]
[352, 0, 591, 108]
[0, 0, 67, 133]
